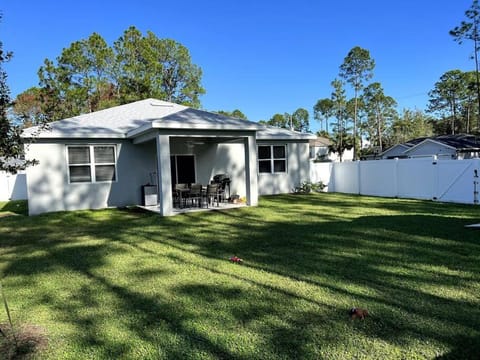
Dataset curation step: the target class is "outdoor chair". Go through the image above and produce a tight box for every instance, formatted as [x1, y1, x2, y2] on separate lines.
[206, 183, 221, 207]
[188, 183, 205, 208]
[217, 183, 226, 203]
[174, 183, 190, 208]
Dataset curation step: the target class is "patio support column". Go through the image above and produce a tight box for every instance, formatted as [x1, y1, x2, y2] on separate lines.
[156, 134, 173, 216]
[244, 134, 258, 206]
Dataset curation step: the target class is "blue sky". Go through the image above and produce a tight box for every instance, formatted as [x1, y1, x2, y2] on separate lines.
[1, 0, 475, 132]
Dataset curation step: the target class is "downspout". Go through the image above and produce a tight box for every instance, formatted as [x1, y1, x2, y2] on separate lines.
[474, 169, 479, 204]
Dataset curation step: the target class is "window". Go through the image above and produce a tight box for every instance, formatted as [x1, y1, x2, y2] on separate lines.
[258, 145, 287, 173]
[67, 145, 117, 183]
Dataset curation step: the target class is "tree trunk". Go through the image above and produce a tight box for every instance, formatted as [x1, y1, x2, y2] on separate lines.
[353, 91, 358, 161]
[474, 26, 480, 132]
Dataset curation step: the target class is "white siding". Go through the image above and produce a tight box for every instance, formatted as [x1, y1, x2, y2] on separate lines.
[26, 140, 155, 215]
[407, 142, 456, 158]
[257, 142, 310, 195]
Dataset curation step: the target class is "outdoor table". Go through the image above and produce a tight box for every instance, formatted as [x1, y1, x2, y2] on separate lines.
[176, 188, 190, 208]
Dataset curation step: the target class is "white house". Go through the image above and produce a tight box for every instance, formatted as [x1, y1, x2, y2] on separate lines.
[22, 99, 315, 216]
[309, 137, 354, 162]
[309, 137, 331, 160]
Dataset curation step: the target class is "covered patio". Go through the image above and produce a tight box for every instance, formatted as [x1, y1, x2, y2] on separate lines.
[129, 115, 260, 216]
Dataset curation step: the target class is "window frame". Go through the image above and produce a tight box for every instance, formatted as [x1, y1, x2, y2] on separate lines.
[67, 145, 118, 184]
[257, 144, 288, 174]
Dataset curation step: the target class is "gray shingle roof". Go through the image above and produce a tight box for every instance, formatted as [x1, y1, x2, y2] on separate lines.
[22, 98, 314, 140]
[256, 125, 316, 140]
[382, 134, 480, 158]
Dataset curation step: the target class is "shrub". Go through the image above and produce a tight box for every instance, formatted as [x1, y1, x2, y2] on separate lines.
[293, 181, 326, 194]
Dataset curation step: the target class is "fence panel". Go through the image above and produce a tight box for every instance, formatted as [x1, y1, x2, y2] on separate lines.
[309, 158, 480, 205]
[331, 161, 359, 194]
[359, 160, 397, 197]
[436, 159, 478, 204]
[309, 162, 332, 187]
[397, 158, 435, 200]
[0, 171, 27, 201]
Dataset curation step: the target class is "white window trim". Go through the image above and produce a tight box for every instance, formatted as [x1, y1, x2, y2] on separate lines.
[258, 144, 288, 174]
[67, 145, 118, 184]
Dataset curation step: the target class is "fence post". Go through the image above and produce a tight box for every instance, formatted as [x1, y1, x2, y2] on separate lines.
[329, 162, 335, 193]
[357, 161, 361, 195]
[474, 159, 479, 205]
[391, 158, 398, 197]
[432, 155, 438, 201]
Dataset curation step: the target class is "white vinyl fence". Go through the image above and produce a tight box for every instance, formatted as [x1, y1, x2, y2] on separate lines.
[0, 171, 28, 201]
[310, 158, 480, 205]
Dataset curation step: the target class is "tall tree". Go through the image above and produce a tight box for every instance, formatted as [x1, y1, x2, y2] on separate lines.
[389, 109, 434, 145]
[261, 109, 310, 132]
[461, 71, 479, 132]
[427, 70, 467, 134]
[113, 26, 149, 102]
[261, 113, 286, 128]
[216, 109, 247, 119]
[0, 15, 36, 172]
[38, 32, 116, 120]
[291, 108, 310, 133]
[450, 0, 480, 131]
[361, 82, 397, 153]
[339, 46, 375, 160]
[329, 79, 352, 162]
[114, 28, 204, 107]
[32, 26, 205, 122]
[12, 87, 44, 127]
[313, 98, 333, 133]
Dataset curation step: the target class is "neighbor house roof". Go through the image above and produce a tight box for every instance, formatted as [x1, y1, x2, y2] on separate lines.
[403, 138, 457, 156]
[380, 143, 411, 158]
[381, 134, 480, 158]
[309, 137, 331, 147]
[22, 98, 315, 141]
[432, 134, 480, 150]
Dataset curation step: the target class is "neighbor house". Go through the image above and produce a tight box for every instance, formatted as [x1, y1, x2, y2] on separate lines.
[22, 99, 315, 216]
[381, 134, 480, 160]
[308, 136, 354, 162]
[309, 137, 331, 161]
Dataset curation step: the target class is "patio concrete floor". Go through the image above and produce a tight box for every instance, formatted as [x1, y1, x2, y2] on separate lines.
[138, 202, 247, 216]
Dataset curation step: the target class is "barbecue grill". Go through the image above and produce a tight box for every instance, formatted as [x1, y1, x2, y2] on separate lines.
[212, 173, 231, 199]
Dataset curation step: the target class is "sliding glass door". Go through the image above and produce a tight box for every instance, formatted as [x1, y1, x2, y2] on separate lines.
[170, 155, 196, 185]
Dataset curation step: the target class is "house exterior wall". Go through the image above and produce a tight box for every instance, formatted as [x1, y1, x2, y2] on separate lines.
[26, 139, 154, 215]
[167, 141, 248, 198]
[195, 143, 247, 197]
[25, 136, 309, 215]
[310, 145, 329, 159]
[257, 141, 310, 195]
[407, 142, 456, 158]
[381, 144, 408, 159]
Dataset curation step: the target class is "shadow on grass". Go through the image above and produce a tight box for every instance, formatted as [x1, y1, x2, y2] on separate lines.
[435, 335, 480, 360]
[0, 200, 28, 217]
[0, 194, 479, 358]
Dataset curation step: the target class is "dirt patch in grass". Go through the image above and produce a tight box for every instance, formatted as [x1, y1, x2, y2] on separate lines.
[0, 323, 48, 359]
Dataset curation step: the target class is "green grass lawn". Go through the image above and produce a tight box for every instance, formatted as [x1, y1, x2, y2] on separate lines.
[0, 194, 479, 359]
